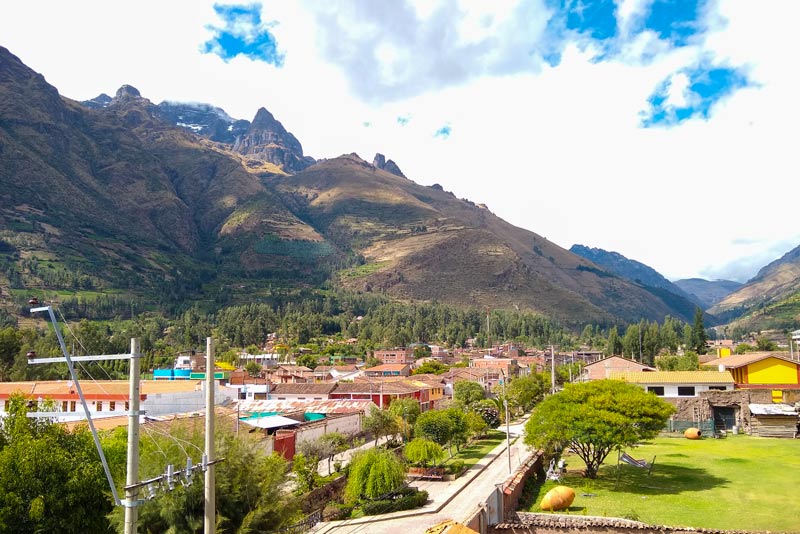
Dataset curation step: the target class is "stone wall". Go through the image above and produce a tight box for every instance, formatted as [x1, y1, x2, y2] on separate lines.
[492, 512, 759, 534]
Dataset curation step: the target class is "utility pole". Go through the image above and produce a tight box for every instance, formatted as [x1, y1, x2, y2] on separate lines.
[205, 337, 215, 534]
[500, 369, 511, 474]
[550, 345, 556, 394]
[124, 338, 142, 534]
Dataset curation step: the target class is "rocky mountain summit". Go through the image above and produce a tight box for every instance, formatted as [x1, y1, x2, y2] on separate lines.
[232, 107, 315, 172]
[372, 153, 405, 177]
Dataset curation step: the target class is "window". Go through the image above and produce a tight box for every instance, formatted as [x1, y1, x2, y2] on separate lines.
[125, 401, 130, 411]
[109, 401, 116, 411]
[69, 401, 76, 412]
[677, 386, 696, 396]
[62, 401, 68, 412]
[647, 386, 664, 396]
[708, 386, 726, 391]
[96, 401, 103, 411]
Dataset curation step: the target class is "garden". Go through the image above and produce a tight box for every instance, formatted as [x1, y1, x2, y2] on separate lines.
[523, 434, 800, 532]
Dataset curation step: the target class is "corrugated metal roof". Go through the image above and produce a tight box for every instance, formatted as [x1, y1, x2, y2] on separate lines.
[748, 403, 798, 416]
[240, 415, 302, 430]
[609, 371, 735, 384]
[239, 399, 377, 415]
[271, 383, 337, 395]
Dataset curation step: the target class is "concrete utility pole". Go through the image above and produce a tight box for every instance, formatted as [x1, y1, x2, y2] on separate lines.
[205, 337, 215, 534]
[124, 339, 142, 534]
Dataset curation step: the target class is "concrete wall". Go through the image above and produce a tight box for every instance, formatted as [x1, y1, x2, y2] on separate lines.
[142, 382, 236, 417]
[294, 413, 362, 446]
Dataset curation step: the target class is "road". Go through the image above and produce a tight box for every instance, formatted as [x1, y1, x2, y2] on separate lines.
[311, 419, 532, 534]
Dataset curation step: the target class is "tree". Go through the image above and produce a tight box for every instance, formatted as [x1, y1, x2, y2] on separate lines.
[524, 380, 674, 478]
[412, 360, 449, 375]
[471, 399, 501, 428]
[692, 308, 708, 354]
[245, 360, 262, 377]
[414, 410, 454, 450]
[0, 394, 116, 533]
[319, 432, 349, 475]
[756, 336, 778, 351]
[295, 353, 319, 369]
[363, 405, 399, 445]
[110, 418, 298, 533]
[404, 438, 445, 467]
[412, 344, 432, 360]
[504, 374, 546, 413]
[605, 326, 622, 356]
[453, 380, 485, 406]
[388, 399, 420, 442]
[344, 448, 406, 504]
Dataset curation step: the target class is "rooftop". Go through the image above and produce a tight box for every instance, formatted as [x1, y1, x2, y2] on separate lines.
[609, 371, 735, 384]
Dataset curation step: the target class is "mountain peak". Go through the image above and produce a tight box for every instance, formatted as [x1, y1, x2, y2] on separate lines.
[372, 153, 406, 177]
[233, 107, 313, 172]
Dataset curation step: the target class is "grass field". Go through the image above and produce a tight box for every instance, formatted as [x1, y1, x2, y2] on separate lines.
[443, 430, 507, 470]
[524, 434, 800, 532]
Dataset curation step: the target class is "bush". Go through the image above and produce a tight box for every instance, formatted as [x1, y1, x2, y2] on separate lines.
[360, 490, 429, 515]
[448, 460, 465, 475]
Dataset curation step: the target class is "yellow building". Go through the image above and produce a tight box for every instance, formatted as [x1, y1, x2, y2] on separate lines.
[702, 352, 800, 399]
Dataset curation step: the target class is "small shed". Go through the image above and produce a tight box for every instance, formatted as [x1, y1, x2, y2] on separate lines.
[748, 403, 799, 438]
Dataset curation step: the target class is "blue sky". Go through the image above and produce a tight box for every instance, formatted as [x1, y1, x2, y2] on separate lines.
[2, 0, 798, 282]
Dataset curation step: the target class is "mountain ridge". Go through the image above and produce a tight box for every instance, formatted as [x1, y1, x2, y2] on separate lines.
[0, 45, 752, 326]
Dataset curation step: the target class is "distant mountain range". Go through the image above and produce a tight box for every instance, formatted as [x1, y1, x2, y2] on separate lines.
[672, 278, 743, 310]
[1, 45, 797, 330]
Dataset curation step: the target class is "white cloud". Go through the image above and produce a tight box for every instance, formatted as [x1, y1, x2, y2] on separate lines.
[1, 0, 798, 284]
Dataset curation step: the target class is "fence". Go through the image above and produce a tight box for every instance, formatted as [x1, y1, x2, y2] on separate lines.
[666, 418, 715, 436]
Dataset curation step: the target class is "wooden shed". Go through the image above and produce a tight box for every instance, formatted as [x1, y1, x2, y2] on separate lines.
[748, 403, 799, 438]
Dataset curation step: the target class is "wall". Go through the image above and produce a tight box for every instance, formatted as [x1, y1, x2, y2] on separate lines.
[294, 412, 363, 445]
[747, 358, 799, 385]
[502, 452, 543, 518]
[142, 382, 236, 417]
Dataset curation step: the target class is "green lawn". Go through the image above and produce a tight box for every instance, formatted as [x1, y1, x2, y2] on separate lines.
[443, 430, 507, 470]
[525, 435, 800, 532]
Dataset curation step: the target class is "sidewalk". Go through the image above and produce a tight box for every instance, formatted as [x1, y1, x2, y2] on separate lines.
[311, 418, 531, 533]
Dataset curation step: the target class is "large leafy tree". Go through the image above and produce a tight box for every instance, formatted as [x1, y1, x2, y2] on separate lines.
[404, 438, 445, 467]
[503, 374, 546, 414]
[453, 380, 485, 406]
[363, 405, 399, 445]
[388, 398, 421, 442]
[344, 448, 406, 504]
[0, 394, 115, 534]
[524, 380, 674, 478]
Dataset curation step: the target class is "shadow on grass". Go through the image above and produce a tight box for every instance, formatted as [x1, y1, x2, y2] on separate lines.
[519, 462, 729, 512]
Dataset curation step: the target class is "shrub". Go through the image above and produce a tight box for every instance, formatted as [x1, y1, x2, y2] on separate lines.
[448, 460, 465, 475]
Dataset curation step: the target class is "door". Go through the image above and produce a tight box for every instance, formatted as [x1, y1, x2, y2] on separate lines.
[713, 407, 736, 430]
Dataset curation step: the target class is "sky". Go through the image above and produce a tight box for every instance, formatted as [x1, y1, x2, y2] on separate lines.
[2, 0, 798, 283]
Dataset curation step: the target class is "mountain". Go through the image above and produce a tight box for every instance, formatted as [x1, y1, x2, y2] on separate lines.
[569, 245, 702, 307]
[708, 244, 800, 329]
[232, 107, 315, 172]
[372, 153, 405, 177]
[673, 278, 742, 309]
[0, 46, 704, 325]
[155, 101, 250, 144]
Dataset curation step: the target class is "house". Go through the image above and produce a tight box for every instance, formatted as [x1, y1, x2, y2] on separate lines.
[313, 365, 361, 382]
[0, 380, 236, 422]
[328, 380, 419, 409]
[445, 367, 500, 394]
[363, 363, 412, 377]
[748, 403, 799, 438]
[470, 357, 519, 379]
[609, 371, 735, 398]
[266, 364, 314, 384]
[270, 383, 337, 401]
[374, 347, 414, 365]
[702, 351, 800, 395]
[582, 356, 656, 381]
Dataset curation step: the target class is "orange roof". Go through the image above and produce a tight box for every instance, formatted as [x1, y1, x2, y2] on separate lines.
[364, 364, 410, 372]
[0, 380, 204, 399]
[609, 371, 735, 384]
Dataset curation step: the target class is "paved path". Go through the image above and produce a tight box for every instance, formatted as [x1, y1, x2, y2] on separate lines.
[310, 419, 532, 534]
